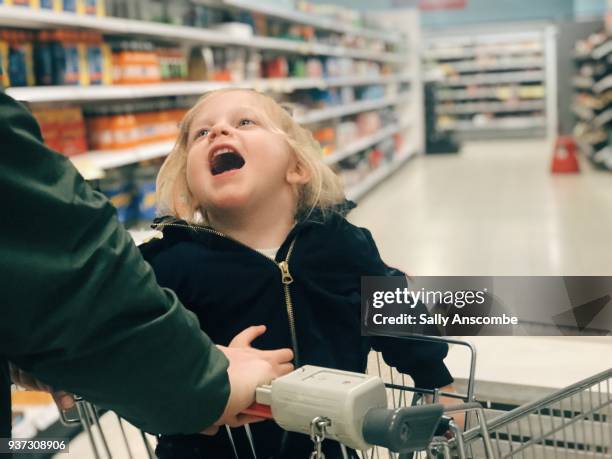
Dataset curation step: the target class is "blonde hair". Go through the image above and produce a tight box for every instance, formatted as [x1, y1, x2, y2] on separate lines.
[156, 88, 345, 224]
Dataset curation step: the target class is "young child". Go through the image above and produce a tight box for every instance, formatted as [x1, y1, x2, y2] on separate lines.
[140, 88, 455, 459]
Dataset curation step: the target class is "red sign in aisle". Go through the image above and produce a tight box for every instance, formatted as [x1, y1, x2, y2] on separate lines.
[391, 0, 467, 10]
[419, 0, 467, 10]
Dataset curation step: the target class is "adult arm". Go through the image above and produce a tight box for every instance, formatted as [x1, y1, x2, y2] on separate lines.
[0, 92, 228, 434]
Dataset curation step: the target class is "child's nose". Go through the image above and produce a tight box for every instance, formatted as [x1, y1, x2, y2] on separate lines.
[209, 124, 231, 139]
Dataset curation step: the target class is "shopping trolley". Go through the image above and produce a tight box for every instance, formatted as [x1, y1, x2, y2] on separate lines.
[439, 368, 612, 458]
[59, 398, 156, 459]
[58, 336, 611, 459]
[366, 335, 612, 459]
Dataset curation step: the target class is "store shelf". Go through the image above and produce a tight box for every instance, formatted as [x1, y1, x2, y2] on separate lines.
[425, 45, 543, 60]
[573, 75, 595, 90]
[594, 107, 612, 127]
[345, 145, 417, 201]
[592, 39, 612, 60]
[594, 75, 612, 93]
[218, 0, 402, 44]
[295, 93, 410, 124]
[7, 81, 233, 103]
[443, 58, 544, 73]
[437, 100, 545, 115]
[68, 94, 411, 177]
[6, 74, 412, 104]
[439, 117, 546, 131]
[324, 121, 410, 165]
[70, 141, 175, 179]
[0, 5, 403, 63]
[437, 87, 545, 102]
[572, 104, 595, 121]
[441, 70, 545, 87]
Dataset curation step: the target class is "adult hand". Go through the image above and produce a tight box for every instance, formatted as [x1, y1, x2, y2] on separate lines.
[8, 362, 76, 410]
[202, 325, 294, 434]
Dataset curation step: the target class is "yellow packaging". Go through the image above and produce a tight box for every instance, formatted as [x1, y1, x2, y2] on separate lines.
[0, 41, 9, 88]
[23, 42, 35, 86]
[76, 0, 104, 16]
[96, 0, 104, 16]
[30, 0, 40, 8]
[101, 42, 113, 85]
[78, 41, 90, 86]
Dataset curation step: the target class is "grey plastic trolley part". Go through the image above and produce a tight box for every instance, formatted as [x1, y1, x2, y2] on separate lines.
[256, 365, 445, 452]
[362, 404, 444, 452]
[257, 365, 387, 451]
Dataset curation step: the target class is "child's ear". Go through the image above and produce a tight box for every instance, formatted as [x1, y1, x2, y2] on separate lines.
[286, 159, 311, 185]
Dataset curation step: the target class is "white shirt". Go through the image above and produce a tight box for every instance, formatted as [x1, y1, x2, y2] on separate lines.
[255, 247, 279, 260]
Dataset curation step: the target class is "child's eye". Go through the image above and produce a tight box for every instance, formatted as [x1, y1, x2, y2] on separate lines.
[238, 118, 254, 127]
[195, 128, 209, 139]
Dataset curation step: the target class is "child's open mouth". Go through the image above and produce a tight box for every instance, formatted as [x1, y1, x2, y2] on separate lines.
[210, 148, 246, 176]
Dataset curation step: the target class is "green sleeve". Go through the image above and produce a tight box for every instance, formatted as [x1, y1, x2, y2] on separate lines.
[0, 93, 230, 434]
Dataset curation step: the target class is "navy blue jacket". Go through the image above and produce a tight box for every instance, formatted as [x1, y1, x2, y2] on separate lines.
[140, 206, 453, 458]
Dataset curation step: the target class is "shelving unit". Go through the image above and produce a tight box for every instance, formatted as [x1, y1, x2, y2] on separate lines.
[0, 5, 403, 63]
[216, 0, 402, 44]
[572, 27, 612, 170]
[0, 4, 423, 204]
[345, 142, 417, 201]
[423, 26, 557, 140]
[6, 74, 412, 103]
[68, 98, 413, 180]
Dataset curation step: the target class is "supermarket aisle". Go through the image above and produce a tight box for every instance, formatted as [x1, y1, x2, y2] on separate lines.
[352, 139, 612, 401]
[350, 139, 612, 276]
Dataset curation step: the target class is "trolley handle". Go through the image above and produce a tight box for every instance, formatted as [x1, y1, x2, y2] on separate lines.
[370, 332, 478, 401]
[362, 404, 444, 453]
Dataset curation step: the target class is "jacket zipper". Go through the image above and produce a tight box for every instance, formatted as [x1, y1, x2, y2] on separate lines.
[278, 239, 299, 365]
[157, 222, 301, 365]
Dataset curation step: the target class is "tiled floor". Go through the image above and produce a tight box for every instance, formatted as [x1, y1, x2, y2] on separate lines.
[350, 139, 612, 276]
[350, 139, 612, 400]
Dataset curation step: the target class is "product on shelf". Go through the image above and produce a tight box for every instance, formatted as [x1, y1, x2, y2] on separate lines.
[335, 120, 358, 149]
[0, 28, 114, 87]
[97, 160, 163, 225]
[158, 46, 189, 82]
[2, 0, 104, 14]
[0, 30, 35, 87]
[355, 111, 382, 136]
[312, 124, 336, 156]
[132, 163, 159, 222]
[99, 168, 133, 224]
[32, 105, 88, 156]
[111, 40, 161, 85]
[84, 99, 187, 151]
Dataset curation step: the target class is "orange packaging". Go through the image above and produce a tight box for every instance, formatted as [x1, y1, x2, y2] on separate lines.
[109, 108, 139, 150]
[32, 108, 62, 152]
[314, 127, 336, 156]
[86, 110, 114, 151]
[60, 106, 88, 156]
